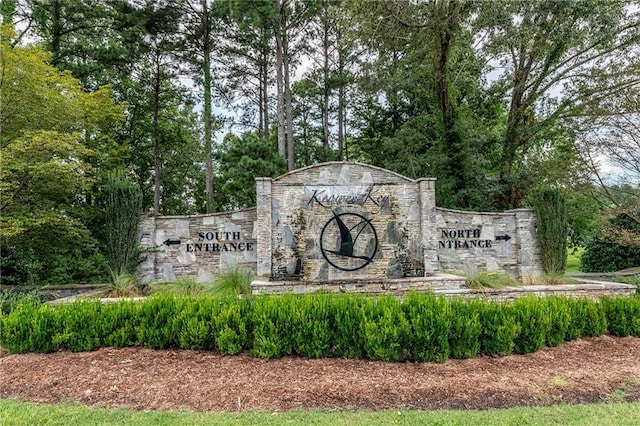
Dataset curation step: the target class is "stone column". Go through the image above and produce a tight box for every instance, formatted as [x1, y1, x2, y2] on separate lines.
[136, 213, 157, 284]
[507, 208, 543, 279]
[418, 178, 438, 274]
[255, 177, 273, 278]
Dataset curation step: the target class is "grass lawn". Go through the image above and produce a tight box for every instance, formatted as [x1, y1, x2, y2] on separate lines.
[566, 247, 584, 274]
[1, 400, 640, 426]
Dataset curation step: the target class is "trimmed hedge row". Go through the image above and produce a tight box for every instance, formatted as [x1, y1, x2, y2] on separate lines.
[1, 293, 639, 362]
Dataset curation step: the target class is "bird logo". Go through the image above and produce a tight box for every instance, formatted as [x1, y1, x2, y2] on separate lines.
[319, 211, 378, 271]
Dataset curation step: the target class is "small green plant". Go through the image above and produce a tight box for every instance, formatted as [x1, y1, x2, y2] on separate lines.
[464, 271, 520, 289]
[601, 296, 640, 337]
[512, 297, 552, 354]
[211, 264, 254, 297]
[478, 302, 520, 356]
[404, 292, 451, 363]
[448, 300, 482, 359]
[0, 288, 43, 314]
[109, 270, 140, 297]
[149, 278, 208, 296]
[362, 296, 411, 362]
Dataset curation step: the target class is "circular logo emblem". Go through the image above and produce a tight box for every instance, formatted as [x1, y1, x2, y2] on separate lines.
[319, 212, 378, 271]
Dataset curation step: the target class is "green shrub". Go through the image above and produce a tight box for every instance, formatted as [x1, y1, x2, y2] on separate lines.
[529, 188, 568, 275]
[3, 292, 637, 363]
[478, 301, 519, 356]
[174, 298, 215, 350]
[136, 294, 179, 349]
[251, 295, 295, 359]
[545, 297, 572, 347]
[0, 302, 57, 353]
[404, 293, 450, 363]
[52, 301, 103, 352]
[448, 300, 482, 359]
[581, 213, 640, 273]
[211, 297, 251, 355]
[362, 296, 411, 362]
[332, 294, 366, 359]
[0, 288, 43, 314]
[291, 295, 333, 359]
[601, 297, 640, 337]
[512, 297, 551, 354]
[100, 301, 139, 348]
[103, 170, 143, 277]
[581, 299, 608, 337]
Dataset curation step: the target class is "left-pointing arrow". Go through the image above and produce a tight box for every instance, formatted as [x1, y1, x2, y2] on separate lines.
[163, 239, 181, 246]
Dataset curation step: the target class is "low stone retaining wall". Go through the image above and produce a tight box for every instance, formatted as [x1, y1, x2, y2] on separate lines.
[440, 281, 636, 301]
[252, 277, 636, 300]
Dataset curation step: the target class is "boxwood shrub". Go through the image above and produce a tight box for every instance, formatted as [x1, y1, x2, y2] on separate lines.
[1, 293, 638, 362]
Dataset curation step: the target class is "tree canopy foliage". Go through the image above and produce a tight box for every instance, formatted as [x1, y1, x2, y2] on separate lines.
[2, 0, 640, 282]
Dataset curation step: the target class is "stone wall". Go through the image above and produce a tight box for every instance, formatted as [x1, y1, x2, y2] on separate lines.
[256, 162, 435, 282]
[137, 208, 257, 284]
[137, 162, 544, 284]
[435, 208, 542, 279]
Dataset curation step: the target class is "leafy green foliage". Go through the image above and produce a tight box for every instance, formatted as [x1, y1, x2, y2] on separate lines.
[251, 295, 295, 359]
[581, 213, 640, 272]
[448, 300, 482, 359]
[331, 294, 366, 359]
[478, 302, 519, 356]
[404, 293, 451, 363]
[103, 171, 143, 277]
[601, 297, 640, 337]
[291, 295, 334, 359]
[512, 297, 552, 354]
[361, 296, 411, 362]
[0, 29, 122, 285]
[0, 288, 44, 315]
[215, 132, 287, 211]
[1, 293, 636, 361]
[529, 188, 569, 275]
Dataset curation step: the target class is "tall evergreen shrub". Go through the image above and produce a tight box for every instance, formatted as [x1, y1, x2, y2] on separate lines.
[529, 187, 568, 274]
[104, 170, 143, 276]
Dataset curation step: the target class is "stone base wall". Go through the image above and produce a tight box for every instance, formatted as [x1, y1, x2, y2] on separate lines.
[136, 209, 257, 283]
[435, 208, 542, 279]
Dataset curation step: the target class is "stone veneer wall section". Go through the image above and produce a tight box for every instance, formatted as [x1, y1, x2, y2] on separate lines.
[136, 208, 257, 283]
[137, 163, 544, 284]
[266, 162, 431, 282]
[435, 207, 543, 279]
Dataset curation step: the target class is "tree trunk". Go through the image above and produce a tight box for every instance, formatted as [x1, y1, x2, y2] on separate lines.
[274, 1, 286, 158]
[261, 31, 270, 140]
[153, 54, 162, 214]
[432, 1, 468, 207]
[322, 3, 330, 152]
[201, 0, 215, 213]
[283, 23, 294, 171]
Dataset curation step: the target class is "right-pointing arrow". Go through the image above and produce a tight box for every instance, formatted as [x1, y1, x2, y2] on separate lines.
[495, 234, 511, 242]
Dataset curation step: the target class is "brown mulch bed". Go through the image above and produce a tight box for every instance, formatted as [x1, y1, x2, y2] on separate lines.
[2, 335, 640, 412]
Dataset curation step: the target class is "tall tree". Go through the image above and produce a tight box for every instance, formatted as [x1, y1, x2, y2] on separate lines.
[349, 0, 494, 208]
[178, 0, 222, 212]
[0, 28, 123, 284]
[478, 0, 640, 208]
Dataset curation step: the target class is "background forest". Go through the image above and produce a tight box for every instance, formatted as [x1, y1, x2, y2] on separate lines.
[1, 0, 639, 285]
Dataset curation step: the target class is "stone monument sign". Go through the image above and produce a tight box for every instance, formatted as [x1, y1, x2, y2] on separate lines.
[137, 162, 542, 287]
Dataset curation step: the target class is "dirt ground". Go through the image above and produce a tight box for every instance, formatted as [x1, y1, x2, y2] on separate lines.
[1, 335, 640, 413]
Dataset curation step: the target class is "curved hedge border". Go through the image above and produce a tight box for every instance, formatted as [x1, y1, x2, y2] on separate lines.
[1, 293, 639, 362]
